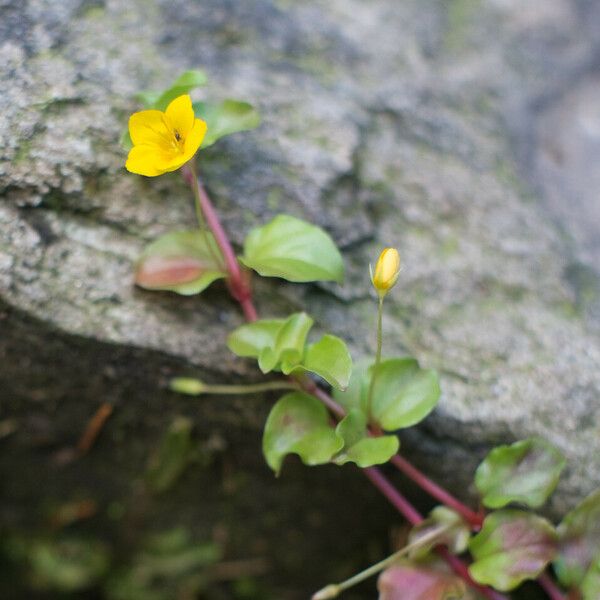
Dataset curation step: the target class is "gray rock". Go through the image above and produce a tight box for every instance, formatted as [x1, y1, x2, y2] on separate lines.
[2, 0, 600, 593]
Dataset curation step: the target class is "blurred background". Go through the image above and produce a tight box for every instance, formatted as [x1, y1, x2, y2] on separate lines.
[1, 0, 599, 598]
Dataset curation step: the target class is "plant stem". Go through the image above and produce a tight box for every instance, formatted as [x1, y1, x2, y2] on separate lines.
[438, 548, 509, 600]
[187, 165, 257, 322]
[299, 376, 346, 419]
[389, 454, 483, 528]
[187, 162, 227, 272]
[190, 181, 511, 600]
[366, 296, 384, 420]
[363, 467, 423, 525]
[200, 381, 299, 395]
[538, 573, 567, 600]
[312, 522, 454, 599]
[363, 468, 508, 600]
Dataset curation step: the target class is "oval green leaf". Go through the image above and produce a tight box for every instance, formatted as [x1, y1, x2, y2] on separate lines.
[227, 319, 285, 358]
[333, 409, 399, 467]
[553, 489, 600, 588]
[475, 437, 566, 509]
[262, 392, 343, 475]
[135, 230, 226, 296]
[468, 510, 558, 591]
[284, 334, 352, 390]
[193, 99, 260, 148]
[240, 215, 344, 283]
[370, 358, 441, 431]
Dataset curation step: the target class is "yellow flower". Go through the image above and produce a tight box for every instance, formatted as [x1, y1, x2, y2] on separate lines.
[371, 247, 401, 297]
[125, 94, 207, 177]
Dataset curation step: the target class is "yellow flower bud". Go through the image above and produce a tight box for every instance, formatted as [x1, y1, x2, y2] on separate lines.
[371, 247, 401, 297]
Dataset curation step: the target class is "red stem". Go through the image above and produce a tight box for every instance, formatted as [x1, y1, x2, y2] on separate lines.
[363, 469, 508, 600]
[390, 454, 483, 528]
[300, 377, 346, 419]
[187, 176, 556, 600]
[363, 467, 423, 525]
[187, 166, 257, 322]
[538, 573, 567, 600]
[438, 548, 509, 600]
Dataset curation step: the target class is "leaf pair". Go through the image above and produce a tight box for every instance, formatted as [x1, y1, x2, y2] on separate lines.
[262, 393, 399, 475]
[123, 70, 260, 150]
[136, 215, 344, 296]
[469, 439, 567, 590]
[333, 358, 441, 432]
[228, 312, 351, 390]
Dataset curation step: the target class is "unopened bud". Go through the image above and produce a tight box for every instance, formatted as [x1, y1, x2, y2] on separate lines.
[169, 377, 206, 395]
[371, 248, 401, 297]
[312, 584, 340, 600]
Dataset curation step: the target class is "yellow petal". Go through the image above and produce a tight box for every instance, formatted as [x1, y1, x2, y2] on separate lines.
[165, 94, 195, 138]
[156, 119, 207, 174]
[125, 144, 167, 177]
[156, 153, 190, 174]
[128, 110, 171, 147]
[184, 118, 207, 156]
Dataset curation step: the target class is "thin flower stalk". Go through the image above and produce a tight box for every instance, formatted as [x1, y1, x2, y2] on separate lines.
[312, 522, 455, 599]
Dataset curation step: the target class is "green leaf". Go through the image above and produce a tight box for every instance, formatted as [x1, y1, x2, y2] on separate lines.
[240, 215, 344, 283]
[475, 438, 566, 509]
[285, 334, 352, 390]
[151, 70, 208, 111]
[468, 510, 558, 591]
[408, 506, 471, 559]
[582, 556, 600, 600]
[370, 358, 441, 431]
[227, 319, 285, 358]
[135, 230, 226, 296]
[257, 312, 314, 373]
[146, 417, 194, 493]
[332, 358, 440, 430]
[553, 489, 600, 588]
[262, 392, 343, 475]
[333, 360, 370, 414]
[134, 90, 161, 108]
[227, 312, 315, 374]
[193, 99, 260, 148]
[332, 409, 399, 467]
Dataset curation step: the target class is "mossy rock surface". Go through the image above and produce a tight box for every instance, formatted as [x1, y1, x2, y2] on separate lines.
[2, 1, 600, 598]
